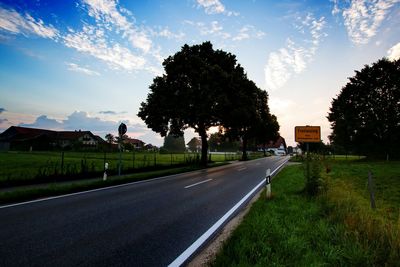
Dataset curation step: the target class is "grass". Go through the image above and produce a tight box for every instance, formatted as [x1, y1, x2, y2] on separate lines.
[0, 162, 227, 205]
[0, 150, 242, 185]
[213, 159, 400, 266]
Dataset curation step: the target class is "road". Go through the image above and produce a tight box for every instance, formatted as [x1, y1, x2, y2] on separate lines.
[0, 156, 289, 267]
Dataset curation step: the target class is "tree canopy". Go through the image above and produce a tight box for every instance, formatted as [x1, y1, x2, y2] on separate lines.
[327, 58, 400, 159]
[138, 41, 279, 164]
[162, 133, 186, 153]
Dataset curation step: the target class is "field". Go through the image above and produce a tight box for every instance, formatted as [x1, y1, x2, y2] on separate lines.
[213, 159, 400, 266]
[0, 150, 262, 186]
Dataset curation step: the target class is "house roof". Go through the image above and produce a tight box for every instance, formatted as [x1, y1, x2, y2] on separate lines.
[265, 136, 287, 149]
[0, 126, 101, 143]
[125, 137, 145, 144]
[0, 126, 57, 141]
[57, 131, 92, 140]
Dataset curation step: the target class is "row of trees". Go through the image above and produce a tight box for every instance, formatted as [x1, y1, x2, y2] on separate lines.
[138, 42, 279, 165]
[328, 58, 400, 159]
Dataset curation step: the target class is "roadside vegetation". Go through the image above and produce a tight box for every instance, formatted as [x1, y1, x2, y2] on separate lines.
[0, 150, 248, 187]
[0, 150, 267, 204]
[213, 158, 400, 266]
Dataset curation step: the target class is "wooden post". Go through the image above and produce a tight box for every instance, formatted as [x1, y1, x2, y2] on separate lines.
[61, 151, 64, 175]
[368, 171, 376, 209]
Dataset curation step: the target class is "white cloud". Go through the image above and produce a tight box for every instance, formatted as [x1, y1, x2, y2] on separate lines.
[196, 0, 239, 16]
[265, 14, 326, 91]
[387, 42, 400, 60]
[0, 6, 59, 40]
[232, 25, 265, 41]
[66, 62, 100, 76]
[185, 21, 265, 42]
[196, 0, 225, 14]
[336, 0, 399, 45]
[148, 26, 185, 40]
[18, 111, 151, 140]
[19, 115, 63, 129]
[64, 25, 146, 71]
[82, 0, 152, 53]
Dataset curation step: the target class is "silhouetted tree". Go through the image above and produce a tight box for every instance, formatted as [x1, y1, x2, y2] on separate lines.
[327, 58, 400, 159]
[163, 133, 186, 153]
[138, 42, 247, 165]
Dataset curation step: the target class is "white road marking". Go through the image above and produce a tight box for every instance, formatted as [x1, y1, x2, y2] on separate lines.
[168, 158, 289, 267]
[184, 179, 213, 189]
[237, 167, 247, 171]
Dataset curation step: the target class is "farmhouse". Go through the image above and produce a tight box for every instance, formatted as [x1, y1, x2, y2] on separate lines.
[258, 136, 287, 155]
[0, 126, 105, 151]
[124, 137, 145, 149]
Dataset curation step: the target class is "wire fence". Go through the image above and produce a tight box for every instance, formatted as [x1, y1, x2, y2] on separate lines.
[0, 150, 242, 187]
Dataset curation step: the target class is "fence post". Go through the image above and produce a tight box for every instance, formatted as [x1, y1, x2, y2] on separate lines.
[368, 171, 376, 209]
[266, 168, 271, 199]
[132, 150, 135, 169]
[61, 151, 64, 175]
[154, 150, 156, 167]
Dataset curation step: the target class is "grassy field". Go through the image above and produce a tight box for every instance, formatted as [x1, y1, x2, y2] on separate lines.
[213, 159, 400, 266]
[0, 150, 265, 186]
[0, 163, 224, 204]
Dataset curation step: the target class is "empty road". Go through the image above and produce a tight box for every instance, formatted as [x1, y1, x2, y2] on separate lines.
[0, 156, 289, 267]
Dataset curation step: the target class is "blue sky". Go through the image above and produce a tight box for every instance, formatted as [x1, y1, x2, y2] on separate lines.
[0, 0, 399, 146]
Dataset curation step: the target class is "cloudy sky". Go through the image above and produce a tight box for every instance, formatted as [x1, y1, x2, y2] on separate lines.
[0, 0, 399, 146]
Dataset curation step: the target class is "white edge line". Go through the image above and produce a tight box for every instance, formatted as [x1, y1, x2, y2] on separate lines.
[184, 179, 213, 189]
[168, 158, 289, 267]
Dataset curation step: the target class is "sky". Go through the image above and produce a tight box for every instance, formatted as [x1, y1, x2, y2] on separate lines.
[0, 0, 399, 147]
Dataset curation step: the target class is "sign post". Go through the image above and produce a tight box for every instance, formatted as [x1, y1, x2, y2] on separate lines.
[295, 125, 321, 183]
[118, 123, 127, 176]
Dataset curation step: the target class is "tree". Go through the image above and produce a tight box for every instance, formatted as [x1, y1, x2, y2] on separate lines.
[221, 80, 279, 160]
[138, 42, 246, 165]
[208, 132, 240, 152]
[105, 133, 115, 151]
[187, 137, 201, 152]
[163, 133, 186, 153]
[327, 58, 400, 159]
[252, 90, 280, 156]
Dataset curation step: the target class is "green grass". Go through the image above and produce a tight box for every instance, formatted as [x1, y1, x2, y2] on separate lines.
[324, 160, 400, 220]
[0, 162, 227, 205]
[213, 160, 400, 266]
[0, 151, 241, 184]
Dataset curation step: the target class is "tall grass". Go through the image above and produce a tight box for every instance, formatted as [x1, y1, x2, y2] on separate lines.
[213, 160, 400, 266]
[322, 166, 400, 265]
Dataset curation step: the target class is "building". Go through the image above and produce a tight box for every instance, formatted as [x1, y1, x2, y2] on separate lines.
[258, 136, 287, 156]
[0, 126, 105, 151]
[124, 137, 145, 149]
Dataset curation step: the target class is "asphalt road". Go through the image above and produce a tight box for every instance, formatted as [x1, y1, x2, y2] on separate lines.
[0, 156, 289, 267]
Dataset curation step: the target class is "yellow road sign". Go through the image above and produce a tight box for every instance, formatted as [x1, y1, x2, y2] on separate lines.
[295, 126, 321, 143]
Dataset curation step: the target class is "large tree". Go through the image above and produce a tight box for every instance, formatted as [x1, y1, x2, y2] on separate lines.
[163, 133, 186, 153]
[327, 58, 400, 159]
[138, 42, 245, 165]
[222, 80, 279, 160]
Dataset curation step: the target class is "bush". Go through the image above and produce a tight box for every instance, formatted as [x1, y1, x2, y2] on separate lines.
[304, 154, 326, 196]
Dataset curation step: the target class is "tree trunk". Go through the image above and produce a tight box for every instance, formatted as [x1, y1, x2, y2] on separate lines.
[199, 127, 208, 166]
[242, 136, 248, 161]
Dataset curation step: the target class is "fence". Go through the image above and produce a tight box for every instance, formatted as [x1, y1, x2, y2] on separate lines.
[0, 150, 241, 187]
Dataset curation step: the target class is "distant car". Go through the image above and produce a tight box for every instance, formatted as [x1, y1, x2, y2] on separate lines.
[275, 150, 286, 156]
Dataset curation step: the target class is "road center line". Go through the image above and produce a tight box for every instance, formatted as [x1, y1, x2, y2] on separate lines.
[237, 167, 247, 171]
[184, 179, 213, 189]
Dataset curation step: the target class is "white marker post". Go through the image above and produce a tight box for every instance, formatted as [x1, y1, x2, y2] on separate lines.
[266, 168, 271, 199]
[103, 162, 109, 181]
